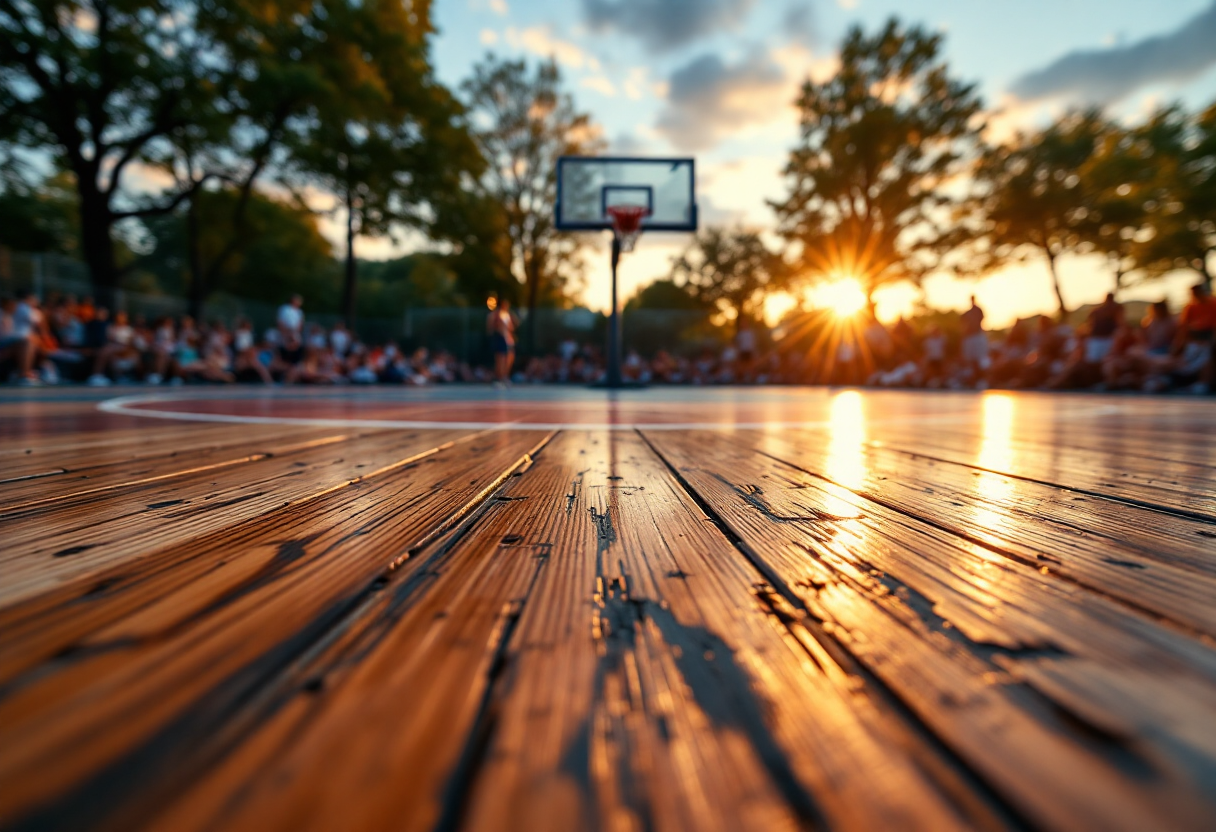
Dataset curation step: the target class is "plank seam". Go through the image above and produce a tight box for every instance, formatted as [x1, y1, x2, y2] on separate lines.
[749, 444, 1216, 642]
[637, 429, 1039, 832]
[872, 442, 1216, 525]
[1, 432, 557, 832]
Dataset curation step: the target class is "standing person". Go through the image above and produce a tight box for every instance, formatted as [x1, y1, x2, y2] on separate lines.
[277, 294, 304, 340]
[486, 298, 517, 387]
[960, 296, 988, 378]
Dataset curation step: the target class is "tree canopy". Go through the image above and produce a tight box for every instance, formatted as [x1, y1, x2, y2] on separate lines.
[972, 110, 1107, 316]
[670, 227, 785, 330]
[773, 17, 984, 303]
[462, 54, 604, 349]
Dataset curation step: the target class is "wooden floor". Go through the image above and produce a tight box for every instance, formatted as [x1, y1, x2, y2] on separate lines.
[1, 387, 1214, 832]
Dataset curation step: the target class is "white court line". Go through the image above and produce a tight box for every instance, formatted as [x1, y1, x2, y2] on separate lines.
[97, 392, 1126, 431]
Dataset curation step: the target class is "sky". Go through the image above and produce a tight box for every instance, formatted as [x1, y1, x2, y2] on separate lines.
[371, 0, 1216, 327]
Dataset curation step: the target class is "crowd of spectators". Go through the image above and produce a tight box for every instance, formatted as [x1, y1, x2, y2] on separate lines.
[853, 286, 1215, 395]
[0, 293, 487, 387]
[2, 284, 1214, 394]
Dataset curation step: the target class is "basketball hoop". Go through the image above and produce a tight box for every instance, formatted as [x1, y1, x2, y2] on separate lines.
[606, 205, 650, 253]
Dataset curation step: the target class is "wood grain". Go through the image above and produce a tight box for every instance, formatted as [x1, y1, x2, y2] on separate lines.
[642, 428, 1216, 832]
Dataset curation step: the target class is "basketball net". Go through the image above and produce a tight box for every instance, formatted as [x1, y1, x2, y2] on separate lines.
[606, 205, 649, 253]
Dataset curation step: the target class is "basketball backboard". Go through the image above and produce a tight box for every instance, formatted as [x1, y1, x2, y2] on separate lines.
[555, 156, 697, 232]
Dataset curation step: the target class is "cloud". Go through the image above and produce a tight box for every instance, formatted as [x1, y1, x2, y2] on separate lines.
[782, 3, 816, 45]
[581, 0, 758, 52]
[654, 46, 826, 151]
[622, 66, 665, 100]
[581, 76, 618, 97]
[488, 0, 509, 14]
[479, 29, 498, 46]
[1010, 1, 1216, 104]
[504, 26, 600, 71]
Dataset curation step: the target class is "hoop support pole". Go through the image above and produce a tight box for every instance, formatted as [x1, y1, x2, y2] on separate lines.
[607, 233, 623, 388]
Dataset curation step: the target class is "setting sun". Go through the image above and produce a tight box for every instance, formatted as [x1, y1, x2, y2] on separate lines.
[815, 278, 868, 319]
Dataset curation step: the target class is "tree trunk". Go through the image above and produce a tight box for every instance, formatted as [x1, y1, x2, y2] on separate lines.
[78, 188, 119, 310]
[1045, 251, 1068, 321]
[187, 197, 206, 320]
[342, 183, 357, 326]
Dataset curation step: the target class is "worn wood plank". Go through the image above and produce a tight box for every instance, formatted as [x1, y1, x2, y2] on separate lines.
[0, 428, 478, 609]
[745, 428, 1216, 635]
[146, 432, 1006, 832]
[0, 430, 546, 829]
[643, 428, 1216, 832]
[0, 423, 331, 482]
[0, 428, 373, 512]
[864, 423, 1216, 519]
[0, 428, 482, 684]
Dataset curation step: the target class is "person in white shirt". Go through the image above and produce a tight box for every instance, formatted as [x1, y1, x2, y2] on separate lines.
[330, 321, 352, 358]
[232, 317, 272, 383]
[89, 310, 142, 385]
[277, 294, 304, 339]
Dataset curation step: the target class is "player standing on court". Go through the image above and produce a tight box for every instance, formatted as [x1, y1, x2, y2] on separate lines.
[487, 297, 518, 387]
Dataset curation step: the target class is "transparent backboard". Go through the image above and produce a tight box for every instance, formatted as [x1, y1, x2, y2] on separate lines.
[555, 156, 697, 232]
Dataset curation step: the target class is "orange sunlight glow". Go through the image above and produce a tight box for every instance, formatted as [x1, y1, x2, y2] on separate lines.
[815, 278, 868, 319]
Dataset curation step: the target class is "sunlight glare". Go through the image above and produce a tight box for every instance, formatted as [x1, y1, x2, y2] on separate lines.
[815, 278, 868, 319]
[825, 390, 868, 493]
[973, 393, 1018, 543]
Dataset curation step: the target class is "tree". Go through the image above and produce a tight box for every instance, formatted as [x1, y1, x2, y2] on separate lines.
[669, 227, 784, 331]
[285, 0, 482, 325]
[0, 0, 221, 305]
[151, 0, 445, 319]
[625, 279, 709, 312]
[0, 166, 79, 255]
[139, 188, 339, 308]
[1077, 120, 1153, 292]
[772, 18, 984, 305]
[1130, 105, 1216, 290]
[972, 110, 1106, 317]
[428, 186, 516, 304]
[461, 54, 603, 353]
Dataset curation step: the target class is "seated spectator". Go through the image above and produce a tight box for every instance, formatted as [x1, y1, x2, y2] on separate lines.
[1, 294, 39, 384]
[232, 317, 272, 384]
[1014, 316, 1067, 389]
[147, 316, 176, 384]
[330, 321, 352, 358]
[1172, 282, 1215, 393]
[272, 332, 305, 380]
[1105, 301, 1175, 390]
[1084, 293, 1124, 365]
[920, 325, 948, 387]
[988, 319, 1033, 387]
[88, 310, 142, 385]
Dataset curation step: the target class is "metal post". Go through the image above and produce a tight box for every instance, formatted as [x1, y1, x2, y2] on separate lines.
[607, 234, 623, 388]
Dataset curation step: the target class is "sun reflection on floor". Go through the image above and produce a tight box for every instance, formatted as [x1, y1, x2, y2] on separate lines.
[972, 393, 1019, 544]
[825, 390, 868, 497]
